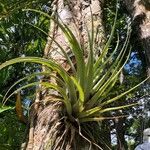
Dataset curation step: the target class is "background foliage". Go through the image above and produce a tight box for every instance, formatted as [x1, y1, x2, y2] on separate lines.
[0, 0, 50, 149]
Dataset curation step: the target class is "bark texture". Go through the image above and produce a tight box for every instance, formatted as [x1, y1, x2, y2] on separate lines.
[124, 0, 150, 77]
[48, 0, 105, 63]
[24, 0, 106, 150]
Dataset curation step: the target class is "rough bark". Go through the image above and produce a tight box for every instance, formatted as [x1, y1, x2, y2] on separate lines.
[24, 0, 106, 150]
[124, 0, 150, 77]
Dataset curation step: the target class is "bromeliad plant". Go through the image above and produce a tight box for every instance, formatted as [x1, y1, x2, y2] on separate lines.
[0, 8, 149, 149]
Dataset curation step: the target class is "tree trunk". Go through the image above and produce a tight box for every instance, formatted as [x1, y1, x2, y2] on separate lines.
[114, 117, 127, 150]
[124, 0, 150, 77]
[24, 0, 106, 149]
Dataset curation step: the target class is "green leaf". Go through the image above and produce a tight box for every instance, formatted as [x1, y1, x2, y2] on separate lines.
[78, 107, 101, 118]
[99, 103, 137, 114]
[27, 23, 76, 74]
[23, 9, 85, 89]
[0, 104, 14, 114]
[2, 71, 51, 103]
[93, 33, 120, 85]
[0, 57, 71, 89]
[94, 5, 118, 70]
[3, 81, 72, 116]
[2, 71, 65, 103]
[84, 9, 94, 101]
[71, 76, 84, 103]
[88, 29, 131, 108]
[101, 76, 150, 107]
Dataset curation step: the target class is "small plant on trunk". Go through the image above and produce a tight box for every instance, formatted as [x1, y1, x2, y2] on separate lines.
[0, 8, 149, 150]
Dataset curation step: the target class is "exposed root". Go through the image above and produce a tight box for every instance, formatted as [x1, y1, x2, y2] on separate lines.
[53, 127, 68, 150]
[25, 102, 107, 150]
[76, 119, 103, 150]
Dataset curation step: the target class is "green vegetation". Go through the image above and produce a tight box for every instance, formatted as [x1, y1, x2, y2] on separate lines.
[0, 0, 149, 149]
